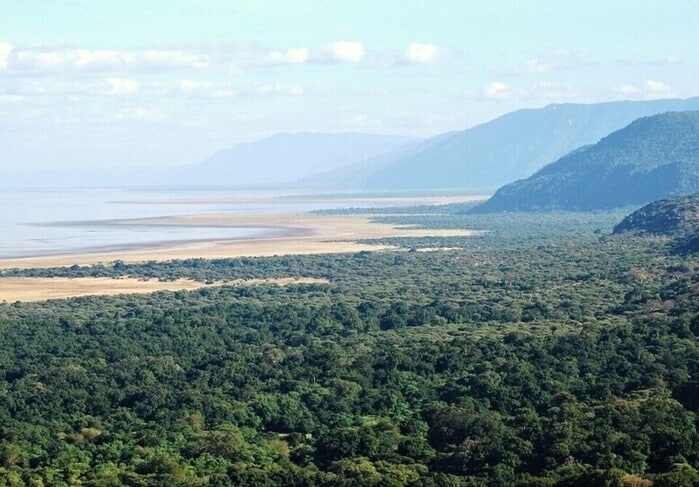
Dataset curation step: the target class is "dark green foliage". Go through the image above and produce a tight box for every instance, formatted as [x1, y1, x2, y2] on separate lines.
[1, 211, 699, 484]
[614, 193, 699, 254]
[474, 111, 699, 213]
[614, 193, 699, 236]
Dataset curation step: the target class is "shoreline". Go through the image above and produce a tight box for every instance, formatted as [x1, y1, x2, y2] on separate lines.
[2, 225, 308, 260]
[0, 212, 481, 270]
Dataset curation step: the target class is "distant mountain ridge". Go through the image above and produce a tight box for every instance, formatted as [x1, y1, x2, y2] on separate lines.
[0, 132, 416, 189]
[169, 132, 416, 187]
[472, 111, 699, 213]
[304, 97, 699, 191]
[6, 98, 699, 191]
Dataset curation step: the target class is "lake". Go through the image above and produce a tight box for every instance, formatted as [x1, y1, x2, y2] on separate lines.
[1, 188, 474, 258]
[0, 188, 350, 258]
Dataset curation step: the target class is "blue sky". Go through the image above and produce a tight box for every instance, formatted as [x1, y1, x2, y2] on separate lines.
[1, 0, 697, 170]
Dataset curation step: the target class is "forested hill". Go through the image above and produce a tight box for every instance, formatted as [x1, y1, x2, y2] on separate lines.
[306, 97, 699, 191]
[614, 193, 699, 236]
[614, 193, 699, 253]
[472, 111, 699, 213]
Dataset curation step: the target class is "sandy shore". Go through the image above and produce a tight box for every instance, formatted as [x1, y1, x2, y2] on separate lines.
[0, 212, 480, 270]
[0, 276, 329, 303]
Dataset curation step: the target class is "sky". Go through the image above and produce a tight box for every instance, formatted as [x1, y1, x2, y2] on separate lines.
[1, 0, 698, 171]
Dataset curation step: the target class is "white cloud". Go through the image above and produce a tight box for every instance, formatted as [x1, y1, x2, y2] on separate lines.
[264, 47, 309, 65]
[328, 41, 365, 63]
[405, 43, 438, 63]
[518, 59, 551, 75]
[73, 49, 135, 69]
[483, 81, 510, 99]
[618, 84, 641, 95]
[498, 50, 596, 77]
[0, 94, 24, 104]
[351, 114, 368, 124]
[178, 79, 212, 93]
[139, 50, 209, 69]
[212, 89, 236, 98]
[249, 83, 304, 96]
[1, 77, 139, 97]
[14, 49, 68, 70]
[617, 56, 682, 67]
[645, 79, 671, 93]
[527, 81, 580, 99]
[115, 107, 165, 121]
[474, 81, 580, 102]
[5, 46, 209, 73]
[346, 113, 382, 129]
[613, 80, 674, 99]
[0, 42, 14, 70]
[104, 77, 139, 95]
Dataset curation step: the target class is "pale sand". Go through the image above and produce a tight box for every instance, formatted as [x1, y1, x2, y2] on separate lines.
[0, 276, 329, 303]
[0, 213, 481, 270]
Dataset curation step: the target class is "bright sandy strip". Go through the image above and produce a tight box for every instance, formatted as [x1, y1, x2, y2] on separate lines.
[0, 213, 481, 270]
[0, 276, 329, 303]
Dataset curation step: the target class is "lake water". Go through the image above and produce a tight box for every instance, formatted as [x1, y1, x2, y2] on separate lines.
[0, 188, 370, 258]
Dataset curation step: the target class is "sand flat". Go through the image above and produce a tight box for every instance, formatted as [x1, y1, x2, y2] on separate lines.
[0, 276, 328, 302]
[0, 212, 480, 270]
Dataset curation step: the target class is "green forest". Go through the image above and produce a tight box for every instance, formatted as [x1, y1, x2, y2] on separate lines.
[1, 210, 698, 486]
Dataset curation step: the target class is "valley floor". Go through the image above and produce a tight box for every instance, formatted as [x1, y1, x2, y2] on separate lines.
[3, 208, 696, 485]
[0, 211, 479, 301]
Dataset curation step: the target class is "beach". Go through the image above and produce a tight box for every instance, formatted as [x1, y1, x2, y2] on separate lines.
[0, 212, 480, 270]
[0, 210, 481, 301]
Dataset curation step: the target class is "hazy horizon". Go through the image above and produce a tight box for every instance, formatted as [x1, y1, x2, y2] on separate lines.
[2, 0, 698, 173]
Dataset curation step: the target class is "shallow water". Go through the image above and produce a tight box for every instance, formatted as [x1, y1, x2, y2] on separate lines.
[0, 188, 353, 258]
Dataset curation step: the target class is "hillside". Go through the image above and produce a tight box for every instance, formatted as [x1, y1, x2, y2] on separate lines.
[472, 111, 699, 213]
[169, 132, 416, 187]
[305, 97, 699, 191]
[614, 193, 699, 253]
[614, 193, 699, 235]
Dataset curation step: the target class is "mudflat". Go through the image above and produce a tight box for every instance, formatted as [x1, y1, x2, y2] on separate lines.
[0, 212, 480, 269]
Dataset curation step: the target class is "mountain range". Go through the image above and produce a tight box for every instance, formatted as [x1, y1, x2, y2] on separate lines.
[4, 97, 699, 191]
[472, 111, 699, 213]
[302, 97, 699, 191]
[165, 132, 416, 188]
[0, 133, 415, 189]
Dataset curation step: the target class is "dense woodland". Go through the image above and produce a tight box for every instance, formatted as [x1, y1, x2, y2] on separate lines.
[614, 194, 699, 256]
[1, 210, 698, 485]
